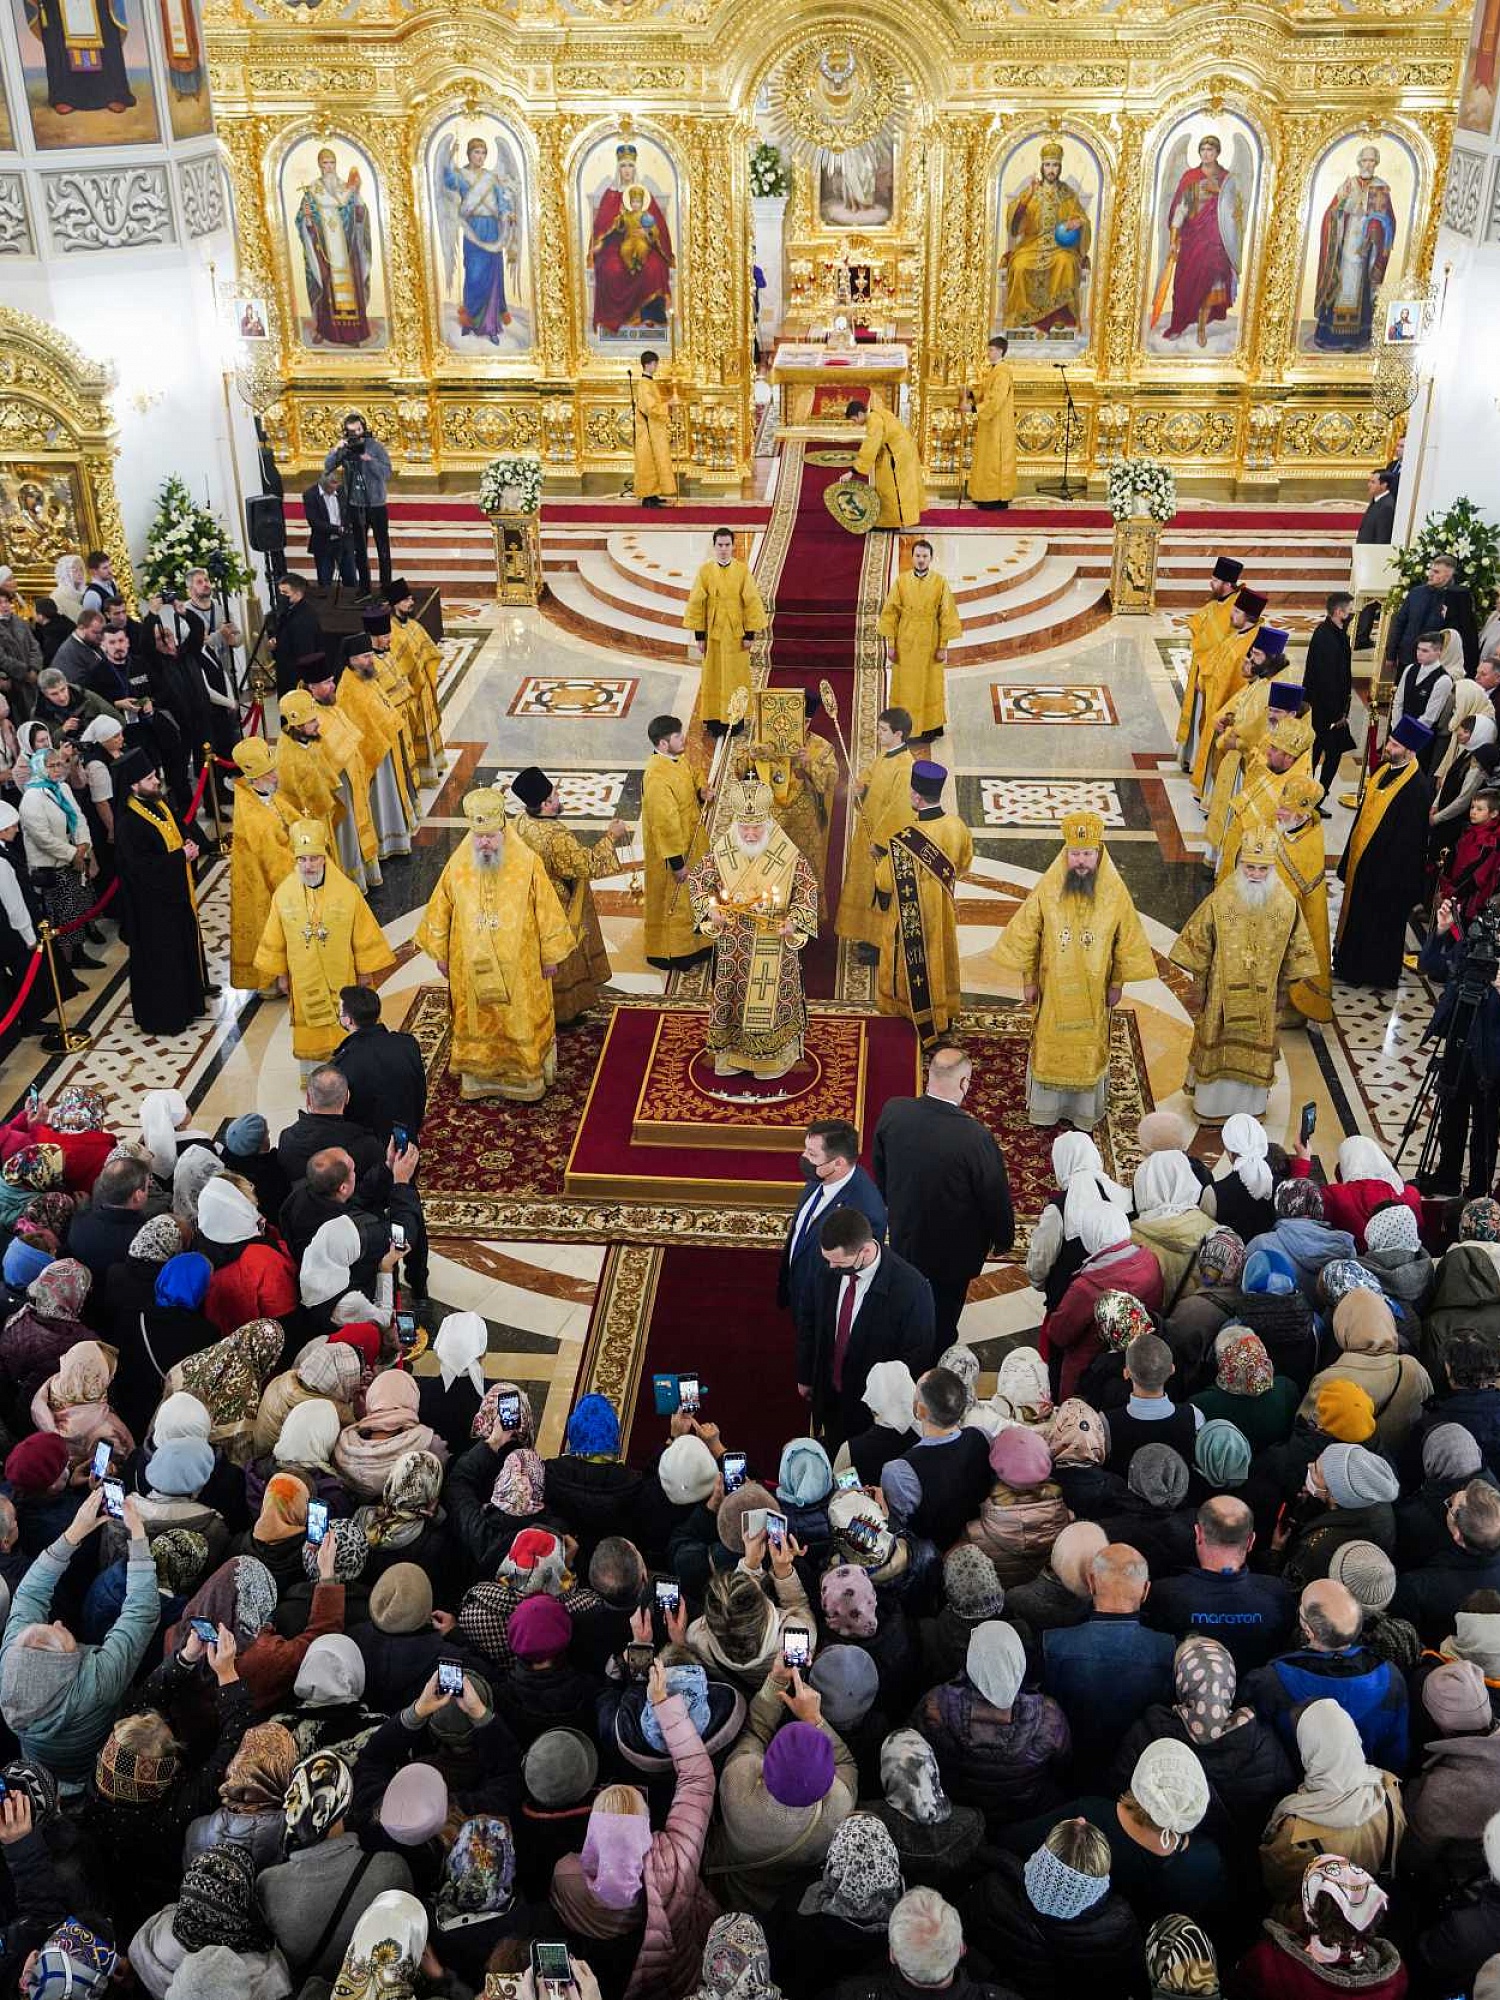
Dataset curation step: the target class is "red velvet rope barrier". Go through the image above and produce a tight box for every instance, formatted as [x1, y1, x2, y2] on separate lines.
[0, 948, 45, 1037]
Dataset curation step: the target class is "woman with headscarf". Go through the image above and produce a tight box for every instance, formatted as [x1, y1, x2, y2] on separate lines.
[1244, 1180, 1359, 1302]
[552, 1659, 717, 1999]
[18, 744, 94, 976]
[273, 1624, 380, 1756]
[1041, 1207, 1165, 1403]
[138, 1089, 208, 1184]
[334, 1368, 446, 1503]
[252, 1334, 361, 1458]
[184, 1719, 299, 1872]
[1239, 1854, 1407, 1999]
[352, 1446, 456, 1597]
[0, 1141, 64, 1231]
[836, 1358, 921, 1486]
[1147, 1914, 1221, 1999]
[40, 1083, 115, 1192]
[912, 1619, 1071, 1823]
[1357, 1202, 1436, 1314]
[964, 1424, 1071, 1587]
[171, 1542, 349, 1712]
[139, 1385, 252, 1540]
[161, 1315, 284, 1465]
[96, 1209, 185, 1352]
[686, 1913, 785, 2000]
[424, 1813, 540, 1986]
[867, 1727, 983, 1887]
[171, 1144, 225, 1231]
[324, 1890, 428, 2000]
[195, 1176, 298, 1338]
[0, 1255, 93, 1415]
[1026, 1133, 1134, 1313]
[607, 1651, 746, 1792]
[1260, 1700, 1405, 1912]
[417, 1309, 488, 1453]
[545, 1390, 645, 1560]
[1298, 1289, 1434, 1454]
[762, 1812, 904, 1999]
[110, 1249, 218, 1440]
[686, 1567, 800, 1693]
[987, 1346, 1054, 1428]
[233, 1471, 313, 1590]
[1130, 1151, 1214, 1305]
[1202, 1113, 1283, 1240]
[128, 1838, 293, 2000]
[957, 1813, 1145, 2000]
[244, 1396, 354, 1527]
[1432, 688, 1498, 821]
[1287, 1137, 1423, 1254]
[300, 1214, 394, 1335]
[1191, 1324, 1302, 1451]
[30, 1336, 133, 1467]
[272, 1514, 374, 1639]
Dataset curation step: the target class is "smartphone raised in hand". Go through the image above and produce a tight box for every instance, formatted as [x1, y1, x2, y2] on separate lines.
[100, 1479, 124, 1522]
[189, 1617, 219, 1645]
[90, 1440, 111, 1484]
[835, 1467, 861, 1492]
[531, 1941, 575, 1998]
[765, 1511, 788, 1549]
[438, 1660, 465, 1698]
[721, 1450, 748, 1494]
[677, 1372, 701, 1415]
[1299, 1100, 1317, 1148]
[395, 1311, 418, 1350]
[498, 1391, 522, 1431]
[654, 1577, 681, 1616]
[306, 1500, 329, 1545]
[781, 1624, 811, 1669]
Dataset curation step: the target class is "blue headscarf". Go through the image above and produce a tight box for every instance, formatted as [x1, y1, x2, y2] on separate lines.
[640, 1661, 711, 1751]
[2, 1239, 50, 1291]
[1243, 1246, 1298, 1296]
[154, 1250, 212, 1312]
[565, 1392, 620, 1459]
[779, 1437, 833, 1507]
[25, 749, 81, 842]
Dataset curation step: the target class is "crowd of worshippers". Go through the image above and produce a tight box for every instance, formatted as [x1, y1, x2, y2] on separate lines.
[6, 1096, 1500, 2000]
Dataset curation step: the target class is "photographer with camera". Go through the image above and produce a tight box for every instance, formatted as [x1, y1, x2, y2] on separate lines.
[324, 411, 393, 596]
[1412, 897, 1500, 1197]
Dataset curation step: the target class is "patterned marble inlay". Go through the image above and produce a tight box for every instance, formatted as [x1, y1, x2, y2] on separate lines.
[507, 676, 638, 719]
[990, 684, 1120, 727]
[978, 778, 1126, 828]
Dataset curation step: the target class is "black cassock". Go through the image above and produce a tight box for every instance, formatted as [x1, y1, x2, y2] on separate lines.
[1333, 762, 1434, 989]
[113, 797, 207, 1035]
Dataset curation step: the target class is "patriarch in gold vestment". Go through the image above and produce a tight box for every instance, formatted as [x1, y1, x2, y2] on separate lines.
[684, 529, 767, 733]
[254, 819, 394, 1068]
[389, 579, 446, 786]
[688, 778, 818, 1080]
[229, 736, 299, 993]
[1216, 709, 1314, 882]
[632, 350, 676, 505]
[415, 789, 576, 1103]
[994, 810, 1155, 1128]
[968, 336, 1017, 509]
[1275, 773, 1333, 1024]
[1201, 630, 1296, 856]
[878, 540, 962, 742]
[509, 765, 629, 1026]
[874, 760, 972, 1046]
[338, 625, 416, 859]
[1176, 555, 1244, 771]
[294, 668, 381, 892]
[641, 712, 712, 970]
[836, 706, 916, 954]
[1190, 587, 1267, 798]
[1170, 822, 1320, 1121]
[846, 399, 925, 530]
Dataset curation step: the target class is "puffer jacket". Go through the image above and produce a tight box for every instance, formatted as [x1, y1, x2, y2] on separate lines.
[710, 1676, 857, 1912]
[1357, 1244, 1435, 1313]
[1244, 1220, 1359, 1301]
[1403, 1730, 1500, 1891]
[963, 1478, 1070, 1586]
[1421, 1245, 1500, 1375]
[867, 1799, 986, 1888]
[911, 1679, 1070, 1822]
[957, 1848, 1147, 2000]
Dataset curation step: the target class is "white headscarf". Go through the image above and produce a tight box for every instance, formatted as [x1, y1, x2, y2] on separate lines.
[274, 1397, 341, 1469]
[1081, 1205, 1132, 1256]
[1440, 629, 1467, 684]
[1438, 680, 1492, 783]
[80, 716, 123, 747]
[991, 1346, 1052, 1422]
[1470, 713, 1499, 757]
[0, 802, 19, 836]
[1336, 1137, 1403, 1192]
[1272, 1699, 1389, 1829]
[173, 1147, 228, 1228]
[140, 1089, 189, 1180]
[1053, 1132, 1131, 1239]
[1220, 1113, 1273, 1201]
[151, 1391, 212, 1444]
[300, 1215, 362, 1308]
[17, 722, 51, 757]
[966, 1621, 1027, 1709]
[337, 1891, 428, 1982]
[433, 1312, 487, 1395]
[1132, 1150, 1204, 1221]
[862, 1360, 920, 1435]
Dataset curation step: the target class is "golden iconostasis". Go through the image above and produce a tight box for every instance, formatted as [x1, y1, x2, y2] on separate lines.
[198, 0, 1468, 493]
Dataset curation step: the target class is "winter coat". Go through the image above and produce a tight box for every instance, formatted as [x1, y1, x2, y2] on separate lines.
[957, 1848, 1146, 2000]
[1403, 1730, 1500, 1889]
[1419, 1246, 1500, 1376]
[1244, 1220, 1360, 1302]
[541, 1453, 645, 1560]
[911, 1679, 1071, 1823]
[1311, 1174, 1423, 1252]
[1282, 1501, 1398, 1593]
[963, 1477, 1070, 1586]
[1130, 1207, 1215, 1306]
[1357, 1245, 1435, 1314]
[865, 1799, 985, 1888]
[710, 1675, 857, 1912]
[1235, 1925, 1407, 2000]
[1191, 1376, 1304, 1454]
[1243, 1645, 1408, 1774]
[686, 1566, 813, 1691]
[1297, 1355, 1433, 1455]
[128, 1907, 291, 2000]
[1043, 1245, 1165, 1402]
[256, 1832, 414, 1980]
[1258, 1774, 1405, 1910]
[1111, 1704, 1296, 1848]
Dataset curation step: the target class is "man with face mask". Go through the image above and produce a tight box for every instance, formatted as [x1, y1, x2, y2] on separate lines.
[271, 574, 325, 698]
[229, 737, 299, 993]
[255, 818, 394, 1071]
[110, 746, 212, 1034]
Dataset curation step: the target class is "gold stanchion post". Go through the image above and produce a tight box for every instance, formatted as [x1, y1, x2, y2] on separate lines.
[38, 924, 90, 1053]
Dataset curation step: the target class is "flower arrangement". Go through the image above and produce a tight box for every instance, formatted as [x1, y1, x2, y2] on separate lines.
[139, 476, 254, 599]
[1388, 495, 1500, 612]
[1105, 457, 1178, 527]
[750, 141, 792, 201]
[478, 453, 543, 516]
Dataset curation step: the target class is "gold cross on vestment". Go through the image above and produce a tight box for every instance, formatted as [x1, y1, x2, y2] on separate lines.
[749, 957, 780, 1005]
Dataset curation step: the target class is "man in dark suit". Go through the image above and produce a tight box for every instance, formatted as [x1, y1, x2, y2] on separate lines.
[302, 469, 359, 588]
[795, 1207, 935, 1449]
[777, 1118, 886, 1325]
[872, 1044, 1015, 1346]
[332, 983, 427, 1148]
[1356, 468, 1395, 547]
[271, 574, 325, 698]
[1304, 592, 1354, 806]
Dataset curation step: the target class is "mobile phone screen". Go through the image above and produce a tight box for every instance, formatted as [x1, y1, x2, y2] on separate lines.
[189, 1618, 219, 1644]
[390, 1224, 408, 1253]
[498, 1393, 522, 1429]
[654, 1578, 681, 1613]
[392, 1124, 409, 1154]
[533, 1942, 573, 1987]
[438, 1661, 464, 1697]
[846, 1515, 880, 1553]
[766, 1511, 787, 1546]
[678, 1373, 700, 1413]
[835, 1467, 861, 1491]
[100, 1479, 124, 1521]
[306, 1501, 329, 1545]
[395, 1312, 418, 1349]
[722, 1452, 747, 1493]
[90, 1440, 111, 1483]
[782, 1624, 811, 1668]
[1299, 1100, 1317, 1147]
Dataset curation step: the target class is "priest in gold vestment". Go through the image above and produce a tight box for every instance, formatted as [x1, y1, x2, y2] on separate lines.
[1170, 823, 1321, 1120]
[415, 789, 576, 1102]
[1190, 587, 1267, 798]
[364, 608, 423, 783]
[874, 760, 972, 1045]
[968, 336, 1017, 510]
[766, 692, 840, 895]
[254, 819, 394, 1070]
[878, 540, 962, 743]
[836, 706, 915, 957]
[1275, 774, 1333, 1024]
[994, 810, 1155, 1128]
[338, 630, 416, 860]
[1176, 556, 1244, 772]
[641, 713, 712, 971]
[389, 580, 445, 787]
[229, 736, 298, 993]
[688, 778, 818, 1080]
[846, 399, 925, 530]
[632, 350, 676, 506]
[684, 529, 767, 734]
[296, 669, 381, 891]
[1202, 631, 1296, 857]
[275, 688, 371, 895]
[1216, 708, 1314, 882]
[509, 765, 630, 1026]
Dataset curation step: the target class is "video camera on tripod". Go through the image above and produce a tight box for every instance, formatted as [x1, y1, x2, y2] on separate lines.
[1397, 901, 1500, 1186]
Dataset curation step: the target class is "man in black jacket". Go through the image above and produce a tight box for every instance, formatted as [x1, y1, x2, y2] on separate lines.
[276, 1065, 384, 1187]
[64, 1155, 151, 1278]
[777, 1118, 887, 1326]
[1390, 1478, 1500, 1643]
[1386, 551, 1478, 676]
[1303, 592, 1354, 805]
[301, 470, 358, 588]
[270, 574, 324, 698]
[278, 1139, 426, 1290]
[331, 984, 427, 1147]
[795, 1206, 936, 1448]
[1356, 467, 1395, 547]
[872, 1044, 1015, 1345]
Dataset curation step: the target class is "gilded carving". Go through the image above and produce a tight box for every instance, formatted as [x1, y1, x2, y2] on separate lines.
[583, 405, 634, 455]
[1133, 407, 1237, 458]
[439, 402, 543, 452]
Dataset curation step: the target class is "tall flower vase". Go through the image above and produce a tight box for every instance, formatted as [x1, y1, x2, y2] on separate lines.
[487, 511, 542, 606]
[1111, 515, 1161, 614]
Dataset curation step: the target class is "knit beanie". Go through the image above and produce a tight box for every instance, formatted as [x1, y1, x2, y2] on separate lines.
[718, 1481, 775, 1556]
[943, 1545, 1005, 1622]
[989, 1425, 1053, 1488]
[1424, 1423, 1484, 1482]
[1327, 1539, 1397, 1613]
[525, 1728, 597, 1807]
[820, 1563, 879, 1639]
[1315, 1379, 1377, 1445]
[762, 1720, 835, 1809]
[778, 1438, 833, 1508]
[658, 1434, 718, 1506]
[1127, 1442, 1190, 1511]
[379, 1762, 449, 1843]
[369, 1563, 433, 1634]
[1423, 1658, 1495, 1736]
[146, 1437, 215, 1498]
[1319, 1442, 1400, 1510]
[1130, 1738, 1209, 1836]
[508, 1595, 572, 1663]
[1024, 1842, 1110, 1920]
[4, 1432, 67, 1494]
[808, 1645, 880, 1730]
[1194, 1419, 1251, 1491]
[1364, 1203, 1420, 1254]
[223, 1114, 268, 1159]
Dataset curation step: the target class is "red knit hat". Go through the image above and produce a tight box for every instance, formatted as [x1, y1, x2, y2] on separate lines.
[5, 1432, 68, 1493]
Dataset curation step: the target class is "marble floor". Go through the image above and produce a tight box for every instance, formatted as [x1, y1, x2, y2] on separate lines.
[1, 491, 1416, 1421]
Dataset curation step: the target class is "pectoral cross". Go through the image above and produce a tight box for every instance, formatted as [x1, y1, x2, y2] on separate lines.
[750, 956, 781, 1006]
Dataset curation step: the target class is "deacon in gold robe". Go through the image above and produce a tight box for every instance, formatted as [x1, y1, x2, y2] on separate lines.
[770, 691, 840, 895]
[337, 630, 416, 860]
[365, 609, 421, 778]
[1334, 715, 1435, 989]
[293, 669, 380, 891]
[509, 765, 630, 1026]
[254, 819, 395, 1070]
[994, 809, 1155, 1128]
[1216, 709, 1314, 882]
[878, 540, 963, 743]
[1202, 629, 1295, 857]
[633, 350, 676, 506]
[389, 578, 446, 787]
[1190, 587, 1267, 798]
[641, 713, 712, 971]
[1170, 824, 1321, 1121]
[229, 736, 299, 993]
[415, 788, 578, 1102]
[684, 529, 767, 735]
[845, 398, 925, 530]
[688, 778, 818, 1080]
[1275, 773, 1332, 1024]
[836, 705, 915, 958]
[968, 336, 1017, 510]
[874, 760, 972, 1045]
[1176, 555, 1245, 772]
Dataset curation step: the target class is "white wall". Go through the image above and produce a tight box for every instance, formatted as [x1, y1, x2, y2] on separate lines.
[1411, 233, 1500, 532]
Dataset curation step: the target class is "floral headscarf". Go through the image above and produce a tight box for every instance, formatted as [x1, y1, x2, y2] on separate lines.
[434, 1815, 516, 1928]
[129, 1214, 186, 1265]
[490, 1446, 546, 1516]
[1301, 1856, 1389, 1967]
[284, 1749, 354, 1851]
[330, 1892, 428, 2000]
[52, 1340, 112, 1407]
[1197, 1227, 1247, 1289]
[3, 1145, 62, 1191]
[152, 1529, 209, 1596]
[182, 1555, 278, 1650]
[798, 1814, 904, 1930]
[177, 1318, 284, 1427]
[28, 1258, 90, 1322]
[359, 1448, 443, 1548]
[171, 1840, 266, 1954]
[1045, 1397, 1109, 1467]
[880, 1728, 951, 1826]
[220, 1722, 298, 1815]
[1173, 1636, 1251, 1745]
[1094, 1290, 1154, 1352]
[15, 1191, 77, 1251]
[1462, 1197, 1500, 1243]
[473, 1380, 535, 1447]
[690, 1914, 784, 2000]
[1215, 1329, 1273, 1397]
[1318, 1259, 1381, 1309]
[1276, 1177, 1324, 1221]
[254, 1472, 309, 1542]
[48, 1086, 108, 1136]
